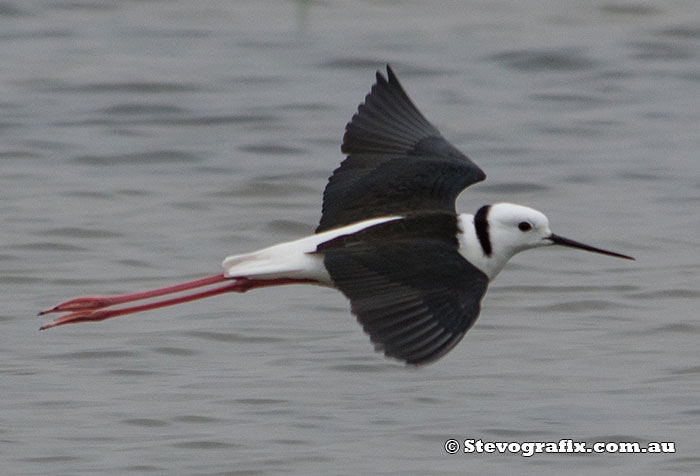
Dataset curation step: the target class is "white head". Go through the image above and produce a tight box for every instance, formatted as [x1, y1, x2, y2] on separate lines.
[459, 203, 633, 279]
[482, 203, 552, 257]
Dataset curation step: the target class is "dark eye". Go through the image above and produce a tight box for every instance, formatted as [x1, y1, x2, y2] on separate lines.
[518, 222, 532, 232]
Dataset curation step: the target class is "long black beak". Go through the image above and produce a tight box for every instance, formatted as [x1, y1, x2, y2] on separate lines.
[548, 234, 635, 260]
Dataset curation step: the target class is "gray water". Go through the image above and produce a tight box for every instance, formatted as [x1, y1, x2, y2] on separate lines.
[2, 1, 699, 474]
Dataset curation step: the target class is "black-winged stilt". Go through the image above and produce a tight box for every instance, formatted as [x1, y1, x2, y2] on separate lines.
[40, 66, 633, 365]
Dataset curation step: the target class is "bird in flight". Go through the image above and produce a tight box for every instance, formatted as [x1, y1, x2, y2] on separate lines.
[40, 65, 634, 365]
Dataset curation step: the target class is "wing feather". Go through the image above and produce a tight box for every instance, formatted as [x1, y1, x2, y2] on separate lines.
[320, 226, 489, 365]
[317, 65, 485, 232]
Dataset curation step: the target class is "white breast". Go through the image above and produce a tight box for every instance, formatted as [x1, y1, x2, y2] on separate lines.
[457, 213, 506, 280]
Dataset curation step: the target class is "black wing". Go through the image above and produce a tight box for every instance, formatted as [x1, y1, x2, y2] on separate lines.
[317, 65, 485, 233]
[317, 213, 489, 365]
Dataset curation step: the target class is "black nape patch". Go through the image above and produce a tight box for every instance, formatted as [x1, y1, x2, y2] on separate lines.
[474, 205, 492, 256]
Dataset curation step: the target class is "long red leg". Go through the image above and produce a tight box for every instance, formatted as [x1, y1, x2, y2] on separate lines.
[39, 277, 316, 330]
[39, 273, 228, 315]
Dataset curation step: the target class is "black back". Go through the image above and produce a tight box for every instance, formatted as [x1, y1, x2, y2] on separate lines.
[317, 213, 489, 365]
[316, 65, 486, 232]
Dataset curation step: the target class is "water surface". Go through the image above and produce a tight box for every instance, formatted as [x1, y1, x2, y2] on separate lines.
[2, 1, 699, 474]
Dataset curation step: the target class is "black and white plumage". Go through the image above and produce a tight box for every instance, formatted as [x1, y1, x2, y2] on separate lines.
[318, 213, 488, 364]
[40, 66, 633, 366]
[317, 66, 485, 232]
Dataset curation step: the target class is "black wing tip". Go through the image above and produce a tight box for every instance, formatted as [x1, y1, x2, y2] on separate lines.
[382, 64, 407, 94]
[377, 63, 393, 77]
[374, 65, 392, 88]
[375, 69, 385, 84]
[375, 64, 402, 91]
[385, 64, 396, 81]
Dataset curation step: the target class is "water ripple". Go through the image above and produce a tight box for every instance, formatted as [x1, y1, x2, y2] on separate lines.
[100, 103, 187, 116]
[46, 349, 139, 360]
[185, 330, 284, 344]
[153, 346, 199, 357]
[122, 418, 170, 428]
[631, 42, 696, 61]
[658, 26, 700, 39]
[488, 49, 599, 72]
[172, 440, 241, 449]
[528, 299, 624, 313]
[477, 182, 550, 194]
[599, 3, 659, 15]
[43, 227, 122, 239]
[72, 150, 200, 166]
[238, 143, 307, 155]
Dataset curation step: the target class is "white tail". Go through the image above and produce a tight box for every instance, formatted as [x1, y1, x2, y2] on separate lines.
[221, 236, 330, 283]
[221, 216, 402, 283]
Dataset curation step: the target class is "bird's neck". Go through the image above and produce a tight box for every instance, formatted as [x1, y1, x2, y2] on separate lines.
[457, 213, 512, 280]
